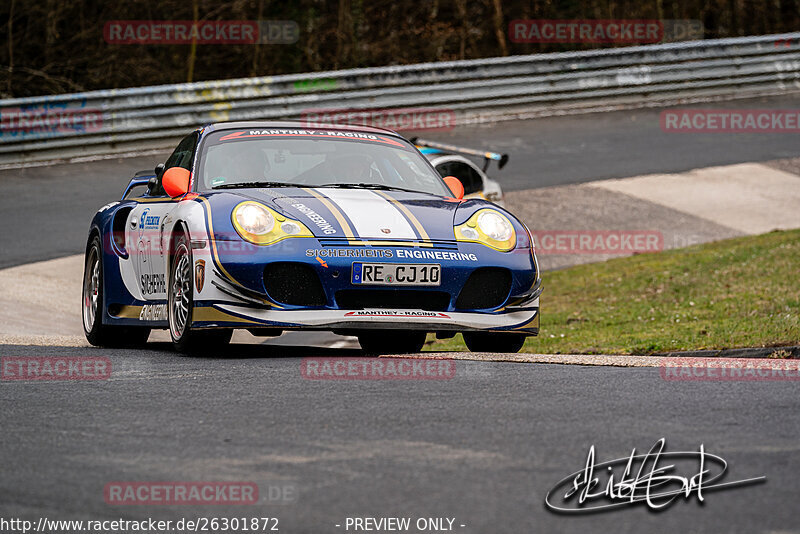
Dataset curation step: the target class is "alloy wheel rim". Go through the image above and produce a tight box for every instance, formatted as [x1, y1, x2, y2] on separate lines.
[82, 248, 99, 331]
[170, 243, 191, 338]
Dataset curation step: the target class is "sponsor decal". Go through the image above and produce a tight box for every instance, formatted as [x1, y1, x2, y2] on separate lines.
[301, 357, 456, 380]
[104, 482, 259, 505]
[139, 208, 161, 230]
[195, 259, 206, 292]
[218, 129, 404, 147]
[139, 304, 167, 321]
[305, 248, 478, 261]
[2, 357, 112, 381]
[395, 249, 478, 262]
[344, 310, 450, 318]
[140, 273, 165, 295]
[291, 202, 336, 234]
[381, 228, 391, 234]
[315, 256, 328, 268]
[306, 248, 394, 258]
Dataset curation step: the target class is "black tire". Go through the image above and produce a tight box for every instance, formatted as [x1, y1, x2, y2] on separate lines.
[357, 330, 427, 354]
[82, 234, 150, 347]
[463, 332, 526, 353]
[168, 229, 232, 353]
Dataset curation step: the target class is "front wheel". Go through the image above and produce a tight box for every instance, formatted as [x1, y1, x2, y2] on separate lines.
[82, 234, 150, 347]
[168, 230, 232, 353]
[463, 332, 526, 353]
[358, 330, 427, 354]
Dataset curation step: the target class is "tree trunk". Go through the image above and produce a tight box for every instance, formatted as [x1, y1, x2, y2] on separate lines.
[6, 0, 14, 97]
[492, 0, 508, 56]
[187, 0, 199, 83]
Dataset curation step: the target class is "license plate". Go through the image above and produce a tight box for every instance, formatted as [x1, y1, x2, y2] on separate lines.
[352, 263, 441, 286]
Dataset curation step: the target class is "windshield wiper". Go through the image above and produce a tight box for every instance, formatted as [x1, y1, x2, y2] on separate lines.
[317, 183, 422, 194]
[212, 181, 297, 189]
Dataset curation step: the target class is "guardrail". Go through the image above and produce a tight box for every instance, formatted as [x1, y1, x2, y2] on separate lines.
[2, 33, 799, 164]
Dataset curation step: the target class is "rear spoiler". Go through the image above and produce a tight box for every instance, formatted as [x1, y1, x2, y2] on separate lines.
[410, 137, 509, 172]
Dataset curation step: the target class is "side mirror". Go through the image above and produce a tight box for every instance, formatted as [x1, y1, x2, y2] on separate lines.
[154, 163, 165, 178]
[147, 176, 158, 194]
[162, 167, 191, 198]
[443, 176, 464, 199]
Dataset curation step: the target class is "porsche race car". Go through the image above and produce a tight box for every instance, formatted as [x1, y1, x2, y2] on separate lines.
[82, 122, 541, 353]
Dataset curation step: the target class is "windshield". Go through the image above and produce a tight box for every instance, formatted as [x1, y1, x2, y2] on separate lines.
[196, 128, 451, 196]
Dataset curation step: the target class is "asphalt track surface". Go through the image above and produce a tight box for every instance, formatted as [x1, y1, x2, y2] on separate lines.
[2, 96, 800, 532]
[1, 343, 797, 533]
[2, 94, 800, 268]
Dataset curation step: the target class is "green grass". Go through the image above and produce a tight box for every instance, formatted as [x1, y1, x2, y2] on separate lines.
[428, 229, 800, 355]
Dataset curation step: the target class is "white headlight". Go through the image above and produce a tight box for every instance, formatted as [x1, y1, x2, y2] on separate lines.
[235, 203, 274, 235]
[477, 211, 512, 241]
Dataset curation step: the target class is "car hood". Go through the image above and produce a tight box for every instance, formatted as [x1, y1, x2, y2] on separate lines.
[227, 187, 461, 242]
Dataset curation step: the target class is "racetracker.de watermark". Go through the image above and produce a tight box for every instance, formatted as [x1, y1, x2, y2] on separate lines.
[531, 230, 663, 255]
[661, 109, 800, 133]
[660, 358, 800, 381]
[0, 106, 103, 138]
[104, 482, 261, 505]
[508, 19, 703, 44]
[301, 357, 456, 380]
[1, 357, 111, 381]
[104, 20, 298, 44]
[301, 108, 457, 132]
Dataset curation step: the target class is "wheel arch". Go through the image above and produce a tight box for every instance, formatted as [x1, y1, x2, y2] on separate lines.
[87, 226, 101, 250]
[166, 220, 191, 274]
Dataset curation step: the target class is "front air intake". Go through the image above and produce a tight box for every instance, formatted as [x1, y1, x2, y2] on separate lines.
[455, 268, 512, 310]
[263, 263, 327, 306]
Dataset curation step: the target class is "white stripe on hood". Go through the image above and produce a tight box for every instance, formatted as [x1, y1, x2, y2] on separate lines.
[320, 188, 417, 240]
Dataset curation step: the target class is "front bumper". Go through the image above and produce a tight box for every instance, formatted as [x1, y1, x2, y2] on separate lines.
[192, 301, 539, 335]
[191, 237, 540, 334]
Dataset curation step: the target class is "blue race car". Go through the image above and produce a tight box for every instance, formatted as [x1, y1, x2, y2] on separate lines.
[82, 122, 541, 353]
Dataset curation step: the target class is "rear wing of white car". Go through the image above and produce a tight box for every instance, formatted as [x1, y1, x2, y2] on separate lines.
[410, 137, 509, 172]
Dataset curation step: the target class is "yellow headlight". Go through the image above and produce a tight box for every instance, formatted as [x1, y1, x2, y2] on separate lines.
[231, 201, 313, 245]
[454, 209, 516, 252]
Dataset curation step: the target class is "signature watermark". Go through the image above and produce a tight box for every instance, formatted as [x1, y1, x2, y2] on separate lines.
[545, 438, 765, 513]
